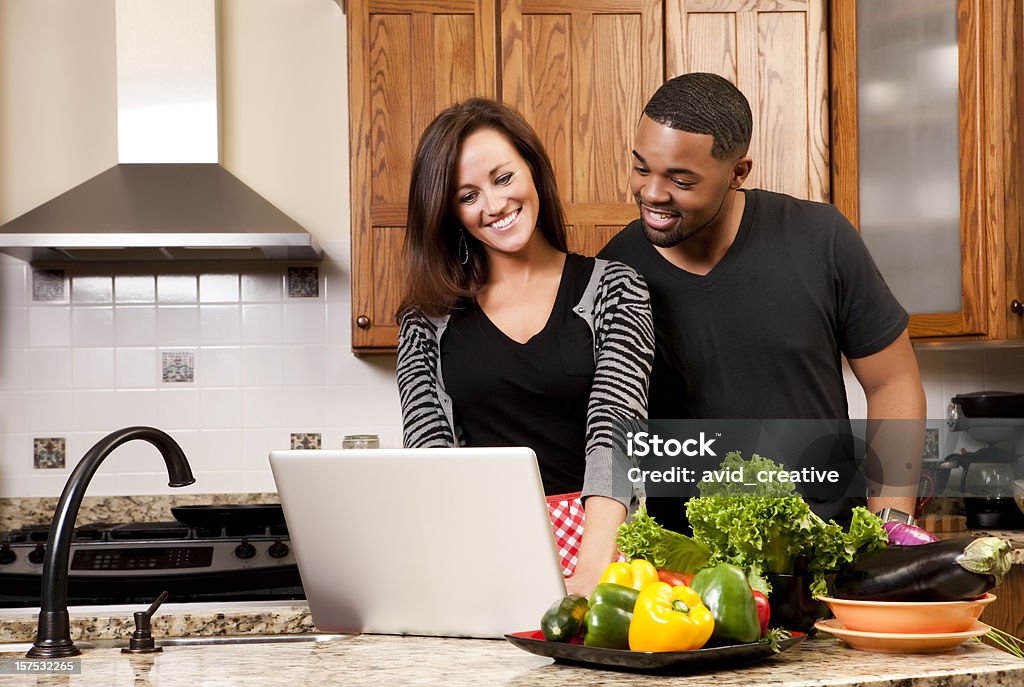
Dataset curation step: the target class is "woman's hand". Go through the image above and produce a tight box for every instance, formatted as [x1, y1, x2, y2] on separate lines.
[565, 496, 627, 597]
[564, 565, 604, 598]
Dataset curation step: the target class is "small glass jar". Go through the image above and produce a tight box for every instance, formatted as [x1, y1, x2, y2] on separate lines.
[342, 434, 380, 450]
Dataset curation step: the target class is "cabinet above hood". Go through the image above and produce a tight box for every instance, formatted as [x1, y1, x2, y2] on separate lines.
[0, 0, 321, 263]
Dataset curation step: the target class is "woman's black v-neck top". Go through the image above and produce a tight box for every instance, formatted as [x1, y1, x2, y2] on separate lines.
[440, 253, 596, 496]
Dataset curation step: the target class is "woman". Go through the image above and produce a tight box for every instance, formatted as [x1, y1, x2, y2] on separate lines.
[396, 98, 654, 595]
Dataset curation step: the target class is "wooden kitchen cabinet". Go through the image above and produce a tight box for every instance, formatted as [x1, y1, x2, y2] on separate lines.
[347, 0, 830, 351]
[831, 0, 1024, 341]
[347, 0, 499, 351]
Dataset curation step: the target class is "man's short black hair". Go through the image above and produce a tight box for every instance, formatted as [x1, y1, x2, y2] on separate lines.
[643, 73, 752, 160]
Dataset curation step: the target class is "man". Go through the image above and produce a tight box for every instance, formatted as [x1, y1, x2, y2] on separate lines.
[599, 73, 926, 531]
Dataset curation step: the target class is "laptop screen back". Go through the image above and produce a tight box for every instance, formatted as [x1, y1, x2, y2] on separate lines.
[269, 447, 567, 638]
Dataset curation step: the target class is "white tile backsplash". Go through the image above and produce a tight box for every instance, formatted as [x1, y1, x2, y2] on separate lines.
[241, 346, 284, 386]
[72, 348, 115, 389]
[28, 390, 73, 433]
[70, 307, 113, 347]
[199, 304, 243, 345]
[115, 347, 159, 388]
[109, 389, 160, 428]
[29, 306, 72, 347]
[114, 306, 158, 346]
[156, 306, 201, 345]
[198, 388, 244, 429]
[199, 273, 241, 303]
[29, 348, 72, 389]
[241, 271, 284, 303]
[242, 303, 283, 344]
[71, 275, 113, 304]
[283, 301, 325, 344]
[198, 347, 243, 387]
[114, 275, 156, 304]
[157, 275, 199, 304]
[0, 263, 26, 301]
[71, 390, 117, 432]
[9, 247, 1018, 500]
[0, 307, 29, 349]
[282, 345, 326, 386]
[157, 388, 203, 429]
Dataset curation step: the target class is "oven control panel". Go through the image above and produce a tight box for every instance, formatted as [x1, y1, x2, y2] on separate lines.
[71, 546, 215, 571]
[0, 538, 296, 576]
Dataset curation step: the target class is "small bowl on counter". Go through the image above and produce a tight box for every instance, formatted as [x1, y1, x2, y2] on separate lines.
[1014, 480, 1024, 516]
[814, 594, 996, 634]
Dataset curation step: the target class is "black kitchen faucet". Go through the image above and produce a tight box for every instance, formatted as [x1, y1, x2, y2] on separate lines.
[27, 427, 195, 658]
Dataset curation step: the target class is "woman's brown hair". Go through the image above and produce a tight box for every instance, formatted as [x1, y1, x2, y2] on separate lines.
[397, 98, 568, 319]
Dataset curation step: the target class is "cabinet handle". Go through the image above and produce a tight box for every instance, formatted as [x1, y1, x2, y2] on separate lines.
[356, 315, 371, 329]
[1012, 300, 1023, 316]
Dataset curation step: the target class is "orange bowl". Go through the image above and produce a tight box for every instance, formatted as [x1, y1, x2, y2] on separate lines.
[814, 594, 996, 634]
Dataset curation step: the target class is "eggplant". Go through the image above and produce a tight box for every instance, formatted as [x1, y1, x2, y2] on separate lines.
[832, 536, 1011, 602]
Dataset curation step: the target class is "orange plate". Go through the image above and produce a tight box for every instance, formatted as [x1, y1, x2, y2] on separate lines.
[815, 594, 996, 634]
[814, 619, 989, 654]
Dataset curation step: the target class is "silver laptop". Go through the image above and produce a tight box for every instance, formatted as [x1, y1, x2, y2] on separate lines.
[269, 447, 567, 638]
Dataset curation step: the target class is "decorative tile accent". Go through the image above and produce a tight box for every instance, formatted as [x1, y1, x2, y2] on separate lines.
[32, 269, 65, 301]
[287, 267, 319, 298]
[923, 427, 939, 462]
[290, 432, 322, 450]
[34, 437, 66, 469]
[162, 351, 195, 383]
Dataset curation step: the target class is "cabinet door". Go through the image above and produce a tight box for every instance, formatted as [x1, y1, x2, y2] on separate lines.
[499, 0, 662, 255]
[665, 0, 829, 203]
[348, 0, 497, 351]
[831, 0, 1022, 340]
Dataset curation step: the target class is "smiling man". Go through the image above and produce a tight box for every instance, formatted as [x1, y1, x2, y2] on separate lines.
[599, 73, 926, 532]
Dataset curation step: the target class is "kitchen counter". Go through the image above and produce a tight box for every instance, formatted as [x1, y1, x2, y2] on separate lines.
[0, 601, 315, 644]
[2, 602, 1023, 686]
[0, 631, 1022, 686]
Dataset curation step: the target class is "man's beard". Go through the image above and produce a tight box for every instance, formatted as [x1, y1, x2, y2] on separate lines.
[640, 216, 693, 248]
[637, 186, 730, 248]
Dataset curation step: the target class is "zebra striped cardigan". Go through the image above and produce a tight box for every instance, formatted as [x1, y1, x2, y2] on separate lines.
[396, 258, 654, 510]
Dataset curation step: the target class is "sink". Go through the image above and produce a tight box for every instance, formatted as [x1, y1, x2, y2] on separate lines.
[150, 633, 348, 647]
[0, 633, 348, 654]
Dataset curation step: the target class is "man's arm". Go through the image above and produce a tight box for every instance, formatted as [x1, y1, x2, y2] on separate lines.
[847, 328, 927, 516]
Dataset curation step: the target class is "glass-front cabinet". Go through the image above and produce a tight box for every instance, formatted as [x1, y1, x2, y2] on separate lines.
[831, 0, 1023, 341]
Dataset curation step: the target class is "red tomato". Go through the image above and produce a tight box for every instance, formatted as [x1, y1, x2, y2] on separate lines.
[656, 569, 694, 587]
[752, 590, 770, 636]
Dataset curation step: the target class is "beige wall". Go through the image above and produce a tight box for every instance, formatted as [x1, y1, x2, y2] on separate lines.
[0, 0, 117, 222]
[219, 0, 348, 249]
[0, 0, 349, 249]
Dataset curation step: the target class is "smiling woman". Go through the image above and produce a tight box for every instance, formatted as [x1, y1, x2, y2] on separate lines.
[394, 98, 655, 598]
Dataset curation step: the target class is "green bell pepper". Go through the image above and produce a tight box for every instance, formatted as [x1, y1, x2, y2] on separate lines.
[690, 563, 761, 644]
[583, 582, 640, 650]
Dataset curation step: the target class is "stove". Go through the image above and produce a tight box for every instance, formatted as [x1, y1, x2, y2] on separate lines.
[0, 520, 304, 607]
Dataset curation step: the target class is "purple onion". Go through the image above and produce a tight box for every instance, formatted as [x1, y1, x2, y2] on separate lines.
[883, 521, 938, 545]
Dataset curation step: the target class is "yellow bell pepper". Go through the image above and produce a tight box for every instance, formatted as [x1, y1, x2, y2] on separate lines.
[599, 559, 659, 590]
[628, 582, 715, 652]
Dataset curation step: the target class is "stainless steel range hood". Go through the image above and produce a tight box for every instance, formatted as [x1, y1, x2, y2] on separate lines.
[0, 0, 321, 263]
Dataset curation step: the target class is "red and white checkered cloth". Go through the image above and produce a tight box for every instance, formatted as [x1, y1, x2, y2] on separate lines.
[546, 492, 586, 576]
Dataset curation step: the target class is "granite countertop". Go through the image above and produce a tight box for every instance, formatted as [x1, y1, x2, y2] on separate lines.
[1, 630, 1022, 686]
[0, 601, 315, 644]
[2, 603, 1023, 686]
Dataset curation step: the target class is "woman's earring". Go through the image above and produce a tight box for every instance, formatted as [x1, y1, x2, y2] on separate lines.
[458, 231, 469, 265]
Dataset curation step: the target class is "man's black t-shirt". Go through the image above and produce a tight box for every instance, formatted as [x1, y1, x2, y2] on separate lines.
[599, 189, 909, 530]
[600, 188, 908, 421]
